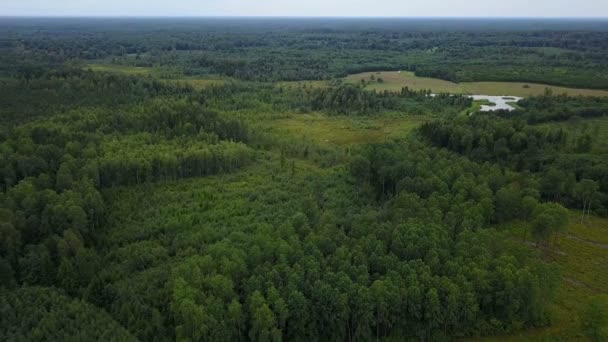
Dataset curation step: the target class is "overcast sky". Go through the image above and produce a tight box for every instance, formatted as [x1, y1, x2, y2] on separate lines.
[1, 0, 608, 17]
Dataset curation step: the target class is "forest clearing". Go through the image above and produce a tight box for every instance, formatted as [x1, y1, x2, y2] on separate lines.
[348, 71, 608, 97]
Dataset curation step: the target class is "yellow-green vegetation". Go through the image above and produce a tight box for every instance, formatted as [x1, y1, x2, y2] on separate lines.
[464, 99, 494, 116]
[276, 80, 330, 89]
[86, 64, 226, 90]
[486, 213, 608, 341]
[265, 113, 428, 146]
[348, 71, 608, 97]
[165, 78, 226, 90]
[86, 63, 156, 76]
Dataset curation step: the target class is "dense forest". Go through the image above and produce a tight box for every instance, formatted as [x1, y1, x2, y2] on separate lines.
[3, 18, 608, 88]
[1, 18, 608, 341]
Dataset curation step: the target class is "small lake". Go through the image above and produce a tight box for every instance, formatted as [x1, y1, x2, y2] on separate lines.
[469, 95, 523, 112]
[430, 94, 523, 112]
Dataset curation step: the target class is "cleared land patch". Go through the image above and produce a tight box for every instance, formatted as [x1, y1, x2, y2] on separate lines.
[276, 80, 330, 89]
[482, 212, 608, 341]
[348, 71, 608, 97]
[86, 63, 225, 89]
[165, 78, 226, 90]
[267, 113, 427, 146]
[86, 64, 156, 76]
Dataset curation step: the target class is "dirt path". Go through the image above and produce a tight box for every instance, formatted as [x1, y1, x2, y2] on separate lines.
[563, 277, 604, 294]
[564, 233, 608, 249]
[510, 238, 568, 256]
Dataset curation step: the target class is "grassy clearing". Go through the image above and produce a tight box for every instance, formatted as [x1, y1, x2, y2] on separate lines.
[164, 78, 226, 90]
[86, 64, 156, 76]
[347, 71, 608, 97]
[265, 113, 427, 146]
[483, 212, 608, 341]
[458, 99, 493, 117]
[86, 63, 226, 90]
[276, 80, 330, 89]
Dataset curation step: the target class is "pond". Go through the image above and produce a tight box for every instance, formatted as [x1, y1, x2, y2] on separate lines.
[469, 95, 523, 111]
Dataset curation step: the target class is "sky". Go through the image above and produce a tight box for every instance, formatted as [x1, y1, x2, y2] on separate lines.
[1, 0, 608, 18]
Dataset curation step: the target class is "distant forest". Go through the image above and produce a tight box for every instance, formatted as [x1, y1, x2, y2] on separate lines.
[2, 18, 608, 87]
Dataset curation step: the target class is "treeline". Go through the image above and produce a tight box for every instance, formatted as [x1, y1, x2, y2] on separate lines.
[190, 81, 471, 117]
[0, 95, 250, 187]
[309, 84, 472, 115]
[419, 116, 568, 167]
[0, 68, 192, 123]
[98, 136, 253, 187]
[507, 94, 608, 124]
[419, 116, 608, 215]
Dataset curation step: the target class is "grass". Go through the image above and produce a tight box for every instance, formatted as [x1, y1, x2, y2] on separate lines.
[164, 78, 226, 90]
[264, 113, 428, 146]
[276, 80, 330, 89]
[86, 64, 156, 76]
[481, 212, 608, 341]
[347, 71, 608, 97]
[459, 99, 493, 116]
[86, 63, 226, 90]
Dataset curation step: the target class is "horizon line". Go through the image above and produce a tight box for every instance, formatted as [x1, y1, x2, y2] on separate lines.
[2, 15, 608, 20]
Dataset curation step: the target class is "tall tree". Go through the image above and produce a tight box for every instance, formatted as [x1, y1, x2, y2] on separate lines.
[574, 179, 599, 223]
[55, 162, 74, 192]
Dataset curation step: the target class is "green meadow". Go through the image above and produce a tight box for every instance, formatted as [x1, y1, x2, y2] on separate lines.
[348, 71, 608, 97]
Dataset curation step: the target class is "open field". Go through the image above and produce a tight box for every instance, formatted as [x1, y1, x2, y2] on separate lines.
[276, 80, 330, 89]
[347, 71, 608, 97]
[265, 113, 427, 146]
[164, 78, 226, 90]
[86, 63, 225, 90]
[483, 212, 608, 341]
[86, 64, 156, 76]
